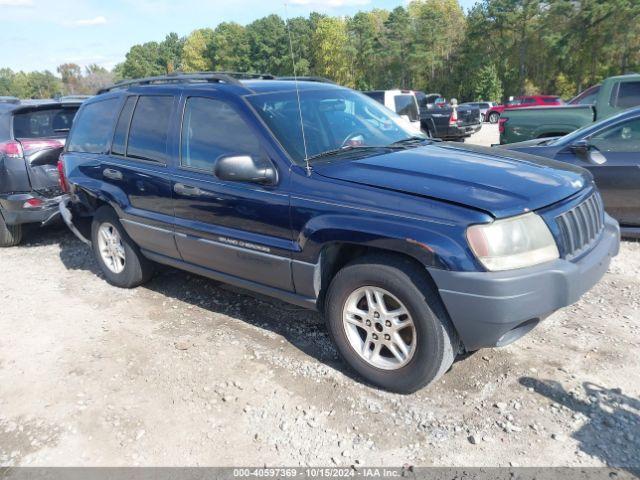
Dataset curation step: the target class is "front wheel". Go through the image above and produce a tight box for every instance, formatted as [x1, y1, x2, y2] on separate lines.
[488, 112, 500, 124]
[325, 255, 459, 394]
[0, 211, 22, 247]
[91, 207, 154, 288]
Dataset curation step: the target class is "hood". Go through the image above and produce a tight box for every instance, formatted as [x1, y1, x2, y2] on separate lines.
[313, 142, 592, 218]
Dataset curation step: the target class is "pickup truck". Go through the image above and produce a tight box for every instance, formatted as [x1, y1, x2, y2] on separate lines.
[500, 74, 640, 144]
[413, 91, 482, 141]
[59, 73, 619, 393]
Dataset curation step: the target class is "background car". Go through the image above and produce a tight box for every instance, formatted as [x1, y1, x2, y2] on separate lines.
[499, 74, 640, 144]
[363, 89, 422, 134]
[500, 107, 640, 237]
[485, 95, 564, 124]
[0, 96, 84, 246]
[460, 101, 497, 122]
[413, 91, 481, 141]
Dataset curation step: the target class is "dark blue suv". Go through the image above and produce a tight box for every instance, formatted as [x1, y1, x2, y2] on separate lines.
[59, 73, 620, 393]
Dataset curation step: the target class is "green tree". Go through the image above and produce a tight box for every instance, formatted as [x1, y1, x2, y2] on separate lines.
[182, 28, 214, 72]
[312, 17, 352, 87]
[118, 42, 165, 79]
[470, 63, 503, 102]
[246, 15, 290, 75]
[210, 23, 250, 72]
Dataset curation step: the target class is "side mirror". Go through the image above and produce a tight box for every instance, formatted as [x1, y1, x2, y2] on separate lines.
[214, 155, 277, 185]
[570, 139, 591, 156]
[570, 139, 606, 165]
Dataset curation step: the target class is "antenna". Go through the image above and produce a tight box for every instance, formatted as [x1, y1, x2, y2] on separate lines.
[284, 3, 311, 175]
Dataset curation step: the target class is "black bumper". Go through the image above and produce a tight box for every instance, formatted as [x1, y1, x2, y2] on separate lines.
[0, 193, 65, 226]
[428, 215, 620, 351]
[441, 124, 482, 139]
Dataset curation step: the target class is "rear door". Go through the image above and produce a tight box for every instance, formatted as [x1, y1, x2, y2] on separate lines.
[587, 116, 640, 226]
[101, 94, 179, 258]
[171, 94, 293, 291]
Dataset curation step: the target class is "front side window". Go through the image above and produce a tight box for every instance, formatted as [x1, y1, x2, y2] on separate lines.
[248, 88, 426, 164]
[590, 117, 640, 154]
[613, 82, 640, 109]
[67, 98, 119, 154]
[127, 96, 173, 163]
[181, 97, 261, 171]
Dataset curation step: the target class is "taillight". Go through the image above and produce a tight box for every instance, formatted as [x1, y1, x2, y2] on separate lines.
[23, 198, 44, 209]
[0, 140, 23, 158]
[20, 139, 64, 156]
[499, 117, 509, 134]
[57, 158, 69, 193]
[449, 109, 458, 125]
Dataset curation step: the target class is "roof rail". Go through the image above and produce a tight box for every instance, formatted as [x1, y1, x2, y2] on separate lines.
[0, 96, 20, 104]
[97, 72, 250, 94]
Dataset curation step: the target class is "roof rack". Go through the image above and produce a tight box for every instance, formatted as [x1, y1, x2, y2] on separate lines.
[277, 76, 336, 84]
[97, 71, 274, 94]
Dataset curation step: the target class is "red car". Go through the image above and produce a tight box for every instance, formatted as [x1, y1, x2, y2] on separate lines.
[486, 95, 563, 123]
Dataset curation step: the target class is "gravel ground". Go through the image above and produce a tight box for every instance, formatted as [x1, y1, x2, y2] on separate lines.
[0, 124, 638, 468]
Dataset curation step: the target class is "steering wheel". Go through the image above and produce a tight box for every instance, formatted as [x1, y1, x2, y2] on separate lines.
[341, 132, 367, 148]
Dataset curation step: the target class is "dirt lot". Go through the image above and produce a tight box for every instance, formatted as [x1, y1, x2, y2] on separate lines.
[0, 124, 638, 468]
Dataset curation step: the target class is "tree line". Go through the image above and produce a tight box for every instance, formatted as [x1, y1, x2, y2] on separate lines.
[1, 0, 639, 102]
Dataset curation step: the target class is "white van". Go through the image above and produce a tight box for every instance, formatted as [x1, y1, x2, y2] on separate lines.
[363, 90, 423, 134]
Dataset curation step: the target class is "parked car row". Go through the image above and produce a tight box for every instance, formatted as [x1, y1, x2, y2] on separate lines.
[1, 72, 631, 394]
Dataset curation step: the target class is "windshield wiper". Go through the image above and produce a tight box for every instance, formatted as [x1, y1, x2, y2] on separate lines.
[389, 136, 436, 147]
[306, 145, 395, 163]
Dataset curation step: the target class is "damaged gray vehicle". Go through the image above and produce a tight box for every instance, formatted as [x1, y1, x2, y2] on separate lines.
[0, 96, 84, 246]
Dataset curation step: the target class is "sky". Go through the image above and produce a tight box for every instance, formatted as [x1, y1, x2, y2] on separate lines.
[0, 0, 478, 73]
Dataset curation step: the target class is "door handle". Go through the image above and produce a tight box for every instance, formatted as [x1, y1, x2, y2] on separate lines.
[174, 183, 202, 197]
[103, 168, 123, 181]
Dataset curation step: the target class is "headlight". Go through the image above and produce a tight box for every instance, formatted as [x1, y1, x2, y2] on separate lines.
[467, 213, 559, 271]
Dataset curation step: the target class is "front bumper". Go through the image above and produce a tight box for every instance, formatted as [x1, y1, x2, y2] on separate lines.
[428, 215, 620, 351]
[0, 193, 66, 226]
[443, 123, 482, 139]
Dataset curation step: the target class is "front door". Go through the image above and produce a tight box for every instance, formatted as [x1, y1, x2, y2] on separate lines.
[586, 116, 640, 227]
[171, 95, 294, 291]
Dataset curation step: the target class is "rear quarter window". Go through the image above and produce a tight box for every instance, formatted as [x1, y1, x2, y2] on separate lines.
[67, 98, 119, 153]
[13, 107, 78, 139]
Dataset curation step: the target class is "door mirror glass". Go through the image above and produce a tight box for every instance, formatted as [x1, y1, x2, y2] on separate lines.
[570, 139, 591, 155]
[214, 155, 277, 185]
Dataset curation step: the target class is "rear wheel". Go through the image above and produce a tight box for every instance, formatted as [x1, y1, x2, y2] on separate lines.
[91, 207, 154, 288]
[0, 211, 23, 247]
[325, 255, 459, 394]
[489, 112, 500, 124]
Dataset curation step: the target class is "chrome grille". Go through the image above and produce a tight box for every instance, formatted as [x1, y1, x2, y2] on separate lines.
[556, 193, 605, 260]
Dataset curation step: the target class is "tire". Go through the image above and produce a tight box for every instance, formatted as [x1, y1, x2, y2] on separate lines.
[488, 112, 500, 124]
[0, 211, 23, 247]
[91, 206, 154, 288]
[325, 254, 459, 394]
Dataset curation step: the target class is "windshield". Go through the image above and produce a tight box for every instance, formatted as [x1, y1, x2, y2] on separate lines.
[247, 88, 426, 164]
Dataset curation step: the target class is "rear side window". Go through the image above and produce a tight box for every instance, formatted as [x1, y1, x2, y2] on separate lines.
[67, 98, 119, 153]
[13, 107, 78, 139]
[127, 96, 173, 163]
[542, 97, 559, 104]
[613, 82, 640, 109]
[523, 98, 536, 104]
[181, 97, 261, 171]
[394, 95, 419, 121]
[111, 96, 137, 156]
